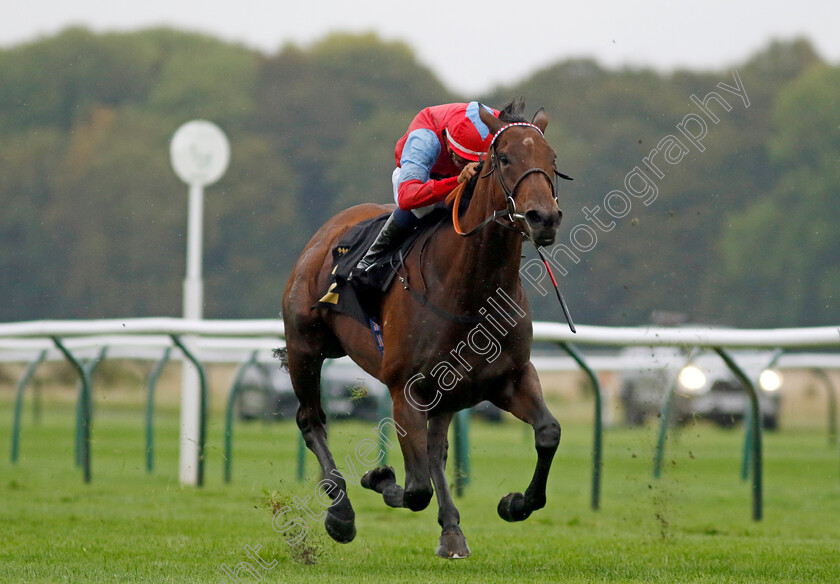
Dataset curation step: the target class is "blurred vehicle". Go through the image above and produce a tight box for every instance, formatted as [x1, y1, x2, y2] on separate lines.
[236, 356, 505, 423]
[618, 347, 782, 429]
[236, 357, 387, 422]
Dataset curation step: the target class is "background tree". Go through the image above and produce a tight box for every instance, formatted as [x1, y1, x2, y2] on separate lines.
[0, 30, 835, 328]
[708, 63, 840, 326]
[253, 33, 453, 234]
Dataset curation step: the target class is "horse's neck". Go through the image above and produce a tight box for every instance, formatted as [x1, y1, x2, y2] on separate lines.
[431, 185, 524, 309]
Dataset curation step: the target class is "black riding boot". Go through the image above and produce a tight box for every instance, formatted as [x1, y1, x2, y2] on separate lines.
[352, 212, 413, 277]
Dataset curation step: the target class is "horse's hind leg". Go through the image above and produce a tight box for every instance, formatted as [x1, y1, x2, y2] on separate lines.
[428, 412, 470, 559]
[491, 362, 561, 522]
[285, 346, 356, 543]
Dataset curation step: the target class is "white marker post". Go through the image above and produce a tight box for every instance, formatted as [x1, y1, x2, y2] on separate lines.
[170, 120, 230, 486]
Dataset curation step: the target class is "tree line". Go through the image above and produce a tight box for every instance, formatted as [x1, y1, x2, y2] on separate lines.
[0, 28, 836, 327]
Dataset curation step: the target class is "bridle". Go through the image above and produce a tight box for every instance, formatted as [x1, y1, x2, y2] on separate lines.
[452, 122, 572, 237]
[416, 121, 577, 331]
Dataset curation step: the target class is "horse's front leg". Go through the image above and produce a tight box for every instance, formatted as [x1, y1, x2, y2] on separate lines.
[491, 362, 561, 522]
[361, 395, 434, 512]
[428, 412, 470, 559]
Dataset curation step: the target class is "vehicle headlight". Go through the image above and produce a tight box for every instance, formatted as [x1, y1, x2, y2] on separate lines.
[678, 365, 707, 392]
[759, 369, 782, 392]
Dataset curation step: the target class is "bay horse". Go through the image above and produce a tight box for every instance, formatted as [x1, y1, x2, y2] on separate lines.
[281, 102, 564, 558]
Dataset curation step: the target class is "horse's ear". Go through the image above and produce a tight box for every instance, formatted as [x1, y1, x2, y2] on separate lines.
[479, 103, 504, 135]
[532, 107, 549, 133]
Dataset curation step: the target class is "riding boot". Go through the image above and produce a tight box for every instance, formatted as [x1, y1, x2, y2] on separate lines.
[352, 211, 413, 276]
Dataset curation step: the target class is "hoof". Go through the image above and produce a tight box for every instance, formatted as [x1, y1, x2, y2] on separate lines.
[361, 465, 396, 493]
[324, 509, 356, 543]
[436, 528, 471, 559]
[382, 483, 405, 508]
[497, 492, 532, 523]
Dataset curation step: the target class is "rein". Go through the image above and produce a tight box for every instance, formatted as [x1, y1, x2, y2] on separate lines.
[449, 181, 522, 237]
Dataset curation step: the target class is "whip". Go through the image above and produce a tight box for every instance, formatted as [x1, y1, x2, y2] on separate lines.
[536, 246, 576, 333]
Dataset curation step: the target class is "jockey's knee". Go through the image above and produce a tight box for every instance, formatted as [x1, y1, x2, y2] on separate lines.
[393, 207, 422, 227]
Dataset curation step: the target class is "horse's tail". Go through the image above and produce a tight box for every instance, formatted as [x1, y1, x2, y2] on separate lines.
[272, 347, 289, 372]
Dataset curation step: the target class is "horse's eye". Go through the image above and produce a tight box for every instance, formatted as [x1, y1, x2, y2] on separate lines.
[499, 154, 510, 166]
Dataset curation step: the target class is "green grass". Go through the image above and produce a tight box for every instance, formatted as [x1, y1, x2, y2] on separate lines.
[1, 395, 839, 583]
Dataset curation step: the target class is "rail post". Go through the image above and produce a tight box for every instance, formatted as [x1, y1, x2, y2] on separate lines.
[74, 348, 107, 467]
[52, 338, 93, 483]
[296, 432, 306, 482]
[558, 342, 603, 511]
[376, 388, 393, 466]
[713, 347, 763, 521]
[145, 347, 171, 473]
[740, 350, 783, 482]
[809, 368, 838, 448]
[453, 409, 471, 497]
[10, 350, 47, 463]
[653, 348, 700, 479]
[224, 351, 262, 483]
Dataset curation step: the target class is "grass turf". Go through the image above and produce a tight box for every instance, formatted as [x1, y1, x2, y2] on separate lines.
[1, 396, 839, 583]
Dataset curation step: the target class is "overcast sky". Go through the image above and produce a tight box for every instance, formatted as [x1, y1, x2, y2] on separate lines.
[2, 0, 838, 94]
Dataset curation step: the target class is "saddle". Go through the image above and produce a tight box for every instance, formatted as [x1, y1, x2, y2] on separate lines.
[317, 209, 447, 328]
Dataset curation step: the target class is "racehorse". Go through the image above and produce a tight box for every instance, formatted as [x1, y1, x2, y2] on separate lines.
[280, 102, 565, 558]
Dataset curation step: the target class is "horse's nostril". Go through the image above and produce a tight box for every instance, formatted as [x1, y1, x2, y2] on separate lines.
[525, 209, 560, 228]
[525, 209, 547, 226]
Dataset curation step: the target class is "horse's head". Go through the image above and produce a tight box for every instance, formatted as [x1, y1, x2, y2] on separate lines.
[478, 103, 563, 246]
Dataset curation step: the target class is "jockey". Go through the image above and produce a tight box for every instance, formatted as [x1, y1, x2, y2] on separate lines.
[351, 102, 500, 278]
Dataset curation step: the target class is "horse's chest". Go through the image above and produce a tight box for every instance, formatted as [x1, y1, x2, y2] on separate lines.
[391, 328, 528, 411]
[404, 320, 528, 373]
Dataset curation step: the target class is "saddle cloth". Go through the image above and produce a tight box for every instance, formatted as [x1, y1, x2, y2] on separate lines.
[317, 209, 446, 326]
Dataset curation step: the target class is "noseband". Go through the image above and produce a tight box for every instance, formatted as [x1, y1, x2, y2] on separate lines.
[452, 122, 571, 237]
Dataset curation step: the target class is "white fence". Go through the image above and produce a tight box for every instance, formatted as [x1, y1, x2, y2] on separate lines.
[2, 317, 838, 346]
[2, 318, 838, 361]
[2, 318, 838, 519]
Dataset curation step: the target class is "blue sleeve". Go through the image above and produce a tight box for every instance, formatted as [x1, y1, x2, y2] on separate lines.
[399, 128, 440, 185]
